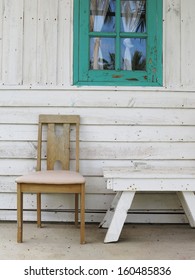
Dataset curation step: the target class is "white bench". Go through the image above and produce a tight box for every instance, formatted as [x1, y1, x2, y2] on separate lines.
[100, 167, 195, 243]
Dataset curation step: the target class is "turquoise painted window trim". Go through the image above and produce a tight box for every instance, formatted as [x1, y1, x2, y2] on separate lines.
[73, 0, 163, 86]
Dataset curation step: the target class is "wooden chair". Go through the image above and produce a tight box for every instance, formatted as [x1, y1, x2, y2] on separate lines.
[16, 115, 85, 244]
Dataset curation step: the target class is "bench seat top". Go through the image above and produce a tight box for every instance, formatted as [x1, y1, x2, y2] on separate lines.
[103, 167, 195, 191]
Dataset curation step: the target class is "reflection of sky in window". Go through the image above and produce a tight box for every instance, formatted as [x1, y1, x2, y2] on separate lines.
[90, 38, 115, 70]
[90, 37, 146, 70]
[121, 38, 146, 70]
[121, 38, 146, 59]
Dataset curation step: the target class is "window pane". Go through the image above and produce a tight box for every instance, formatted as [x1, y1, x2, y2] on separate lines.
[90, 0, 116, 32]
[90, 37, 115, 70]
[121, 0, 146, 33]
[121, 38, 146, 70]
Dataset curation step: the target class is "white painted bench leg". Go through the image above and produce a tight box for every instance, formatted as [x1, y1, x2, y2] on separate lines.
[99, 192, 122, 228]
[177, 191, 195, 227]
[104, 191, 135, 243]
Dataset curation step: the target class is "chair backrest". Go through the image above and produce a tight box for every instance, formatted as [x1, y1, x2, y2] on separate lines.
[36, 115, 80, 172]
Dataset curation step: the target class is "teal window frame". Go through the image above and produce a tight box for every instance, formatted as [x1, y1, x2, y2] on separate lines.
[73, 0, 163, 86]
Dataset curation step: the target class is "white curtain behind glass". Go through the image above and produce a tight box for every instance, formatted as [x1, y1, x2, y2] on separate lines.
[121, 1, 145, 70]
[90, 0, 110, 69]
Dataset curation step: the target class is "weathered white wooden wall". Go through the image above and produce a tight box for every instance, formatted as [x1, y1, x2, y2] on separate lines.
[0, 0, 195, 223]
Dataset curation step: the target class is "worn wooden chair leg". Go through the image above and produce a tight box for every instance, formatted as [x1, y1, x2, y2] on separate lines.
[75, 193, 79, 227]
[37, 193, 41, 227]
[80, 184, 85, 244]
[17, 184, 23, 243]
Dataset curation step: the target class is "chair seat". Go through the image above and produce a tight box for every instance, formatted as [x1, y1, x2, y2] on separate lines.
[16, 170, 85, 185]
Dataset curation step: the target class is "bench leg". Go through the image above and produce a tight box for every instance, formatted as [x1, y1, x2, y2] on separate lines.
[99, 192, 122, 228]
[104, 191, 135, 243]
[177, 191, 195, 227]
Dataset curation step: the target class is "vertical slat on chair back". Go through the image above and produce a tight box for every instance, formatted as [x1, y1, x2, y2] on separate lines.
[36, 115, 80, 171]
[47, 123, 70, 170]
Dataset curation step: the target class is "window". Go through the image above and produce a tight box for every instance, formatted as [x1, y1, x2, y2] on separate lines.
[73, 0, 162, 86]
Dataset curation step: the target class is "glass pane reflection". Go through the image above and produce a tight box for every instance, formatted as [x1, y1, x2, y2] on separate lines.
[121, 38, 146, 70]
[90, 37, 115, 70]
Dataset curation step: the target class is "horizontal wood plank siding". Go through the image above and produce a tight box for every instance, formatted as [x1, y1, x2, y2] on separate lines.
[1, 92, 195, 223]
[1, 90, 195, 108]
[0, 0, 195, 223]
[1, 124, 195, 142]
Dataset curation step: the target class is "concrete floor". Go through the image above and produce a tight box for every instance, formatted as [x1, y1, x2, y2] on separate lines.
[0, 222, 195, 260]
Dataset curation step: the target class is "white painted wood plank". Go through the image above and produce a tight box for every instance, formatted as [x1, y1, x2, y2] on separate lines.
[80, 123, 195, 142]
[1, 90, 195, 108]
[1, 141, 195, 160]
[81, 159, 195, 176]
[1, 159, 195, 176]
[0, 176, 18, 192]
[103, 166, 195, 179]
[79, 142, 195, 160]
[0, 141, 37, 158]
[57, 0, 71, 86]
[107, 178, 195, 192]
[0, 210, 188, 224]
[0, 158, 37, 175]
[2, 0, 23, 85]
[99, 191, 122, 228]
[104, 192, 135, 243]
[2, 124, 195, 142]
[181, 0, 195, 89]
[78, 125, 195, 142]
[23, 0, 38, 85]
[0, 209, 107, 223]
[0, 124, 38, 141]
[36, 0, 58, 85]
[165, 0, 181, 88]
[177, 192, 195, 227]
[1, 107, 195, 125]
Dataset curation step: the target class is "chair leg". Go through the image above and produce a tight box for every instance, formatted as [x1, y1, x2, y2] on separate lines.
[37, 193, 41, 227]
[80, 184, 85, 244]
[75, 194, 79, 227]
[17, 184, 23, 243]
